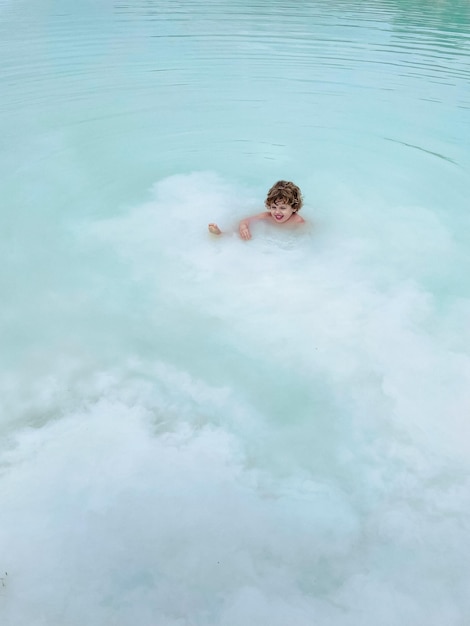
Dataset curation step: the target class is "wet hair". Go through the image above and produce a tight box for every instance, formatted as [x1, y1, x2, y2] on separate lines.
[265, 180, 303, 212]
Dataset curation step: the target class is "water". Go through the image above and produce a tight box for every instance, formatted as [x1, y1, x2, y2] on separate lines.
[1, 1, 470, 624]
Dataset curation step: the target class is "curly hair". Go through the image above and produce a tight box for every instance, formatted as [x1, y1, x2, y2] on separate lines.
[265, 180, 303, 212]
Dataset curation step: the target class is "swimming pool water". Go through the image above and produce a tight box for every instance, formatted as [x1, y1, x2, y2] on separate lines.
[1, 1, 470, 624]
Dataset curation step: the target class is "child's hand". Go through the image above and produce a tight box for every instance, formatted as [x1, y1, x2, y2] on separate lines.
[208, 223, 222, 235]
[239, 222, 251, 240]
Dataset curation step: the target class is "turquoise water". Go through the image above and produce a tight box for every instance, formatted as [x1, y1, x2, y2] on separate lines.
[1, 0, 470, 624]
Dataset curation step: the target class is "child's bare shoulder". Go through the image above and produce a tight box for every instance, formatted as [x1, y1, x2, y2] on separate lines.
[240, 211, 270, 224]
[255, 211, 271, 220]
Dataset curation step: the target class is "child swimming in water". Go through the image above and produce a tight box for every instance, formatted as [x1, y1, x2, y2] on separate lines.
[208, 180, 305, 240]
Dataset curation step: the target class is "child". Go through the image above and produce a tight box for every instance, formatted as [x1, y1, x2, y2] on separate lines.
[208, 180, 305, 240]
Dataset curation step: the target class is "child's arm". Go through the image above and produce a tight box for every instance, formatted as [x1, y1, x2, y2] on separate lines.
[238, 212, 270, 240]
[208, 212, 269, 239]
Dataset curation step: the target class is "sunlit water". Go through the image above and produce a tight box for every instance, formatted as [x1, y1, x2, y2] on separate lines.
[1, 1, 470, 624]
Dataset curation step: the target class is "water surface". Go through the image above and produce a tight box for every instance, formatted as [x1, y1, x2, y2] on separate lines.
[1, 1, 470, 624]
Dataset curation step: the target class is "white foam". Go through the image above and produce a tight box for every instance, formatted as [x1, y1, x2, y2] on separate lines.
[2, 171, 470, 624]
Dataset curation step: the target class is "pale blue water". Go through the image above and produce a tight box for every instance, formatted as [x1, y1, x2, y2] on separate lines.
[1, 1, 470, 624]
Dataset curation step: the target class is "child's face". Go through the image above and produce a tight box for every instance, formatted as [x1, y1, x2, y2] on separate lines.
[267, 201, 295, 224]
